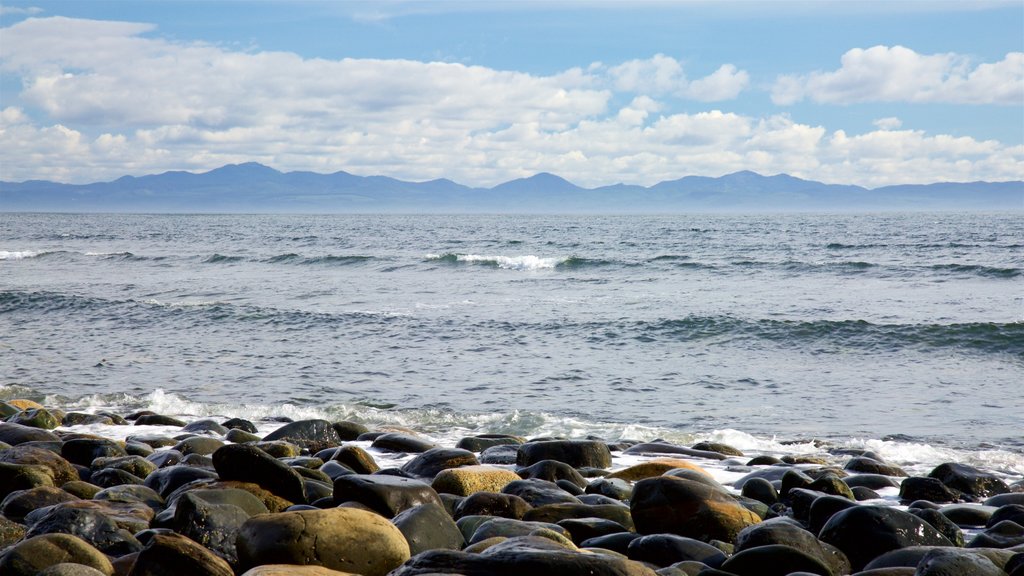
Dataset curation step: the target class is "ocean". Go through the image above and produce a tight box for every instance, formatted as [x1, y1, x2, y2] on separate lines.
[1, 211, 1022, 477]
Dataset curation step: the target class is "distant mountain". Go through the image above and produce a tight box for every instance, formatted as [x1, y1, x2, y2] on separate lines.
[1, 163, 1020, 213]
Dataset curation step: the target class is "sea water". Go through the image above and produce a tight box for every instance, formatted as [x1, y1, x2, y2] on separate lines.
[1, 212, 1022, 477]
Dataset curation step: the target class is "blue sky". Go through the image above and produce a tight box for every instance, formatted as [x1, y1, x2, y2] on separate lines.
[1, 1, 1022, 187]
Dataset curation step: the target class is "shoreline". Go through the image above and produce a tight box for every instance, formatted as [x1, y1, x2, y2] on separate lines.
[1, 399, 1023, 575]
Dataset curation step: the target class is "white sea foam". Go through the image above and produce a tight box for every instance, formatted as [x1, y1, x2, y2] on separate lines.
[0, 250, 39, 260]
[427, 253, 564, 270]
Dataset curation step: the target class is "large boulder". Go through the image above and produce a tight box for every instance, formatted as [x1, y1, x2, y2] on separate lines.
[127, 531, 233, 576]
[502, 478, 581, 507]
[24, 505, 142, 556]
[818, 505, 953, 571]
[61, 438, 127, 467]
[236, 507, 410, 576]
[1, 485, 80, 522]
[523, 502, 633, 531]
[370, 433, 437, 453]
[928, 463, 1009, 500]
[630, 476, 760, 542]
[432, 465, 521, 496]
[626, 533, 727, 568]
[332, 473, 442, 518]
[262, 419, 342, 452]
[143, 465, 219, 499]
[719, 544, 834, 576]
[167, 491, 253, 564]
[0, 444, 78, 485]
[0, 422, 62, 445]
[735, 517, 850, 576]
[388, 547, 659, 576]
[331, 444, 379, 474]
[212, 443, 306, 504]
[392, 502, 466, 555]
[0, 533, 114, 576]
[453, 491, 531, 519]
[401, 447, 478, 479]
[0, 461, 56, 499]
[517, 440, 612, 469]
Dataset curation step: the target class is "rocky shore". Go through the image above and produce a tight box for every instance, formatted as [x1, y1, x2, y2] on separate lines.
[1, 399, 1022, 576]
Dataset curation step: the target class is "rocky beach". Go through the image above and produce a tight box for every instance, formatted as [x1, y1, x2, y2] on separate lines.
[1, 400, 1022, 576]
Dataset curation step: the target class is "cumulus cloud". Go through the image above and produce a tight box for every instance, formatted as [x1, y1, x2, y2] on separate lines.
[606, 54, 749, 101]
[772, 45, 1024, 105]
[0, 17, 1020, 188]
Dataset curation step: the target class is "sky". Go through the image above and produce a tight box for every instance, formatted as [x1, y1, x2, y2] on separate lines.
[1, 1, 1022, 188]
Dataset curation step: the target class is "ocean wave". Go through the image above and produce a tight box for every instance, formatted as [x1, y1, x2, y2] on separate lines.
[18, 386, 1023, 476]
[928, 263, 1021, 279]
[202, 253, 246, 264]
[426, 253, 564, 270]
[0, 250, 41, 260]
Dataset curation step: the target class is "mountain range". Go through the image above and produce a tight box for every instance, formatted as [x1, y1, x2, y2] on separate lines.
[1, 163, 1021, 212]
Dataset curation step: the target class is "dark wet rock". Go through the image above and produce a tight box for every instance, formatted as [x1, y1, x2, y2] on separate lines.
[90, 467, 145, 488]
[331, 420, 369, 440]
[557, 516, 629, 544]
[746, 455, 784, 466]
[456, 434, 524, 452]
[225, 428, 261, 443]
[845, 473, 901, 490]
[627, 533, 727, 568]
[262, 419, 342, 452]
[989, 504, 1024, 528]
[9, 407, 61, 429]
[808, 493, 859, 533]
[906, 508, 965, 547]
[480, 443, 520, 465]
[0, 514, 27, 548]
[735, 517, 851, 576]
[331, 443, 380, 474]
[212, 443, 306, 504]
[1, 485, 80, 522]
[388, 547, 659, 576]
[181, 419, 229, 436]
[467, 517, 569, 544]
[968, 520, 1024, 548]
[92, 455, 157, 478]
[144, 465, 219, 498]
[940, 503, 998, 526]
[502, 478, 581, 507]
[518, 459, 588, 488]
[61, 438, 127, 467]
[63, 412, 116, 426]
[631, 476, 760, 543]
[587, 477, 633, 501]
[253, 440, 301, 458]
[0, 422, 62, 445]
[393, 502, 465, 555]
[302, 478, 332, 502]
[915, 547, 1005, 575]
[862, 546, 939, 570]
[623, 441, 729, 461]
[517, 439, 612, 468]
[433, 465, 522, 496]
[852, 486, 883, 501]
[691, 441, 744, 457]
[453, 491, 531, 519]
[844, 457, 908, 477]
[24, 505, 142, 556]
[128, 531, 233, 576]
[182, 453, 216, 468]
[236, 507, 410, 576]
[371, 432, 438, 453]
[221, 417, 258, 433]
[37, 564, 110, 576]
[401, 447, 479, 479]
[333, 473, 442, 518]
[95, 483, 165, 510]
[30, 499, 155, 535]
[721, 544, 834, 576]
[167, 491, 251, 564]
[145, 449, 184, 468]
[782, 454, 829, 465]
[523, 502, 634, 530]
[0, 444, 78, 485]
[899, 476, 961, 503]
[127, 434, 179, 449]
[807, 472, 856, 500]
[986, 493, 1024, 507]
[780, 469, 815, 497]
[929, 462, 1009, 500]
[787, 487, 828, 522]
[134, 414, 187, 427]
[581, 531, 644, 554]
[0, 533, 114, 576]
[733, 466, 792, 490]
[740, 476, 779, 506]
[818, 505, 953, 571]
[173, 436, 225, 456]
[317, 460, 354, 480]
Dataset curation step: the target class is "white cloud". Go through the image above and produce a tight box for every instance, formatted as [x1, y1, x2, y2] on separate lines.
[0, 6, 43, 16]
[606, 54, 749, 101]
[873, 117, 903, 130]
[0, 17, 1020, 188]
[772, 45, 1024, 105]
